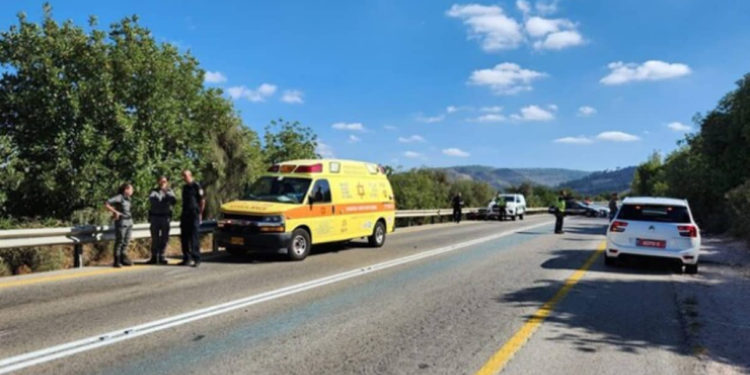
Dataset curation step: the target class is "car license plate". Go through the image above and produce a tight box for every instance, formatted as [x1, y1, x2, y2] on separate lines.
[637, 238, 666, 248]
[230, 237, 244, 245]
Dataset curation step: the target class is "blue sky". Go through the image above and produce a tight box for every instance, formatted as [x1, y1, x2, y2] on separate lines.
[3, 1, 750, 171]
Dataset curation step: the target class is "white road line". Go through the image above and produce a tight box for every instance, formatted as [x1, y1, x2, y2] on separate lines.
[0, 220, 553, 374]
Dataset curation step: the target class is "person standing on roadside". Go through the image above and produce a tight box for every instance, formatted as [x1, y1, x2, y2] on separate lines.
[608, 192, 619, 221]
[554, 190, 567, 234]
[148, 176, 177, 265]
[180, 170, 205, 267]
[104, 183, 135, 268]
[451, 192, 463, 224]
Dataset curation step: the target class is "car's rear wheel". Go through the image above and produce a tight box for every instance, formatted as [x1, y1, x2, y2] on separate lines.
[685, 263, 698, 274]
[287, 228, 311, 261]
[511, 214, 517, 221]
[368, 220, 386, 247]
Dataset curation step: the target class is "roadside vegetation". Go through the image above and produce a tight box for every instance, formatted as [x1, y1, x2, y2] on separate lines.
[631, 74, 750, 239]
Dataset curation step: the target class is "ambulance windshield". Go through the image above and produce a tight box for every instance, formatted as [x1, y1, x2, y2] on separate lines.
[244, 176, 312, 204]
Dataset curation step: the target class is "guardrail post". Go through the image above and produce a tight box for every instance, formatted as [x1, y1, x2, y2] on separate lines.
[73, 243, 83, 268]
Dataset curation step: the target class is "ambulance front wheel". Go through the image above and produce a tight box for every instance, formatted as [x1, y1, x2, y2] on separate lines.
[288, 228, 311, 261]
[369, 220, 386, 248]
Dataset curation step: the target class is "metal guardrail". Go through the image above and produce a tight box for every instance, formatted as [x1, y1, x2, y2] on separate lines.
[0, 208, 548, 267]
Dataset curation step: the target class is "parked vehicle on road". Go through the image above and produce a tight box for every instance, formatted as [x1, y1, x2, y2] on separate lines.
[605, 197, 701, 273]
[216, 159, 396, 261]
[497, 194, 526, 221]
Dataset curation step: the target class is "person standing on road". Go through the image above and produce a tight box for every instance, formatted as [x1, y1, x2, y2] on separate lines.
[451, 192, 463, 224]
[180, 170, 205, 267]
[554, 191, 567, 234]
[148, 176, 177, 265]
[608, 192, 618, 221]
[496, 193, 507, 221]
[104, 183, 135, 268]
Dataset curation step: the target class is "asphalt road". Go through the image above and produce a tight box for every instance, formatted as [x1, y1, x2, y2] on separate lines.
[0, 215, 732, 374]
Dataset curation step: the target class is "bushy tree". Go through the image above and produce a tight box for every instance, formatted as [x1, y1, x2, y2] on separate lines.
[263, 118, 318, 165]
[0, 5, 263, 222]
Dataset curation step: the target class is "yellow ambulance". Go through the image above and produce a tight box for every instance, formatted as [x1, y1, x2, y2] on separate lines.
[215, 159, 396, 260]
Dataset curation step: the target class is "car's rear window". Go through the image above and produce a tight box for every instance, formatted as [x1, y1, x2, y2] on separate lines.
[617, 204, 691, 223]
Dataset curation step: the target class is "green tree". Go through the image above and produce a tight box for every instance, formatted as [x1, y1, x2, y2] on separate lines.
[263, 118, 318, 165]
[631, 151, 668, 196]
[0, 5, 263, 222]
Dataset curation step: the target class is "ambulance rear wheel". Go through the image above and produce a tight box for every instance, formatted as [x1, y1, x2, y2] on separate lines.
[288, 228, 311, 261]
[369, 221, 386, 248]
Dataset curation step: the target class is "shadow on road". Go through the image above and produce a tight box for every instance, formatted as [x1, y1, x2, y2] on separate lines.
[203, 240, 373, 264]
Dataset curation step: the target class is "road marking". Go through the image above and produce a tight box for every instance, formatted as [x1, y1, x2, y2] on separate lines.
[0, 220, 553, 374]
[0, 266, 149, 290]
[474, 241, 606, 375]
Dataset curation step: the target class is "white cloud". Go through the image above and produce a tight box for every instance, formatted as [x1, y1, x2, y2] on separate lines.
[525, 17, 573, 37]
[469, 62, 546, 95]
[600, 60, 691, 85]
[316, 142, 334, 158]
[398, 135, 426, 143]
[532, 30, 583, 50]
[516, 0, 531, 15]
[596, 131, 640, 142]
[554, 136, 593, 145]
[442, 148, 470, 157]
[446, 105, 459, 113]
[471, 114, 507, 123]
[449, 2, 584, 52]
[667, 121, 692, 132]
[384, 125, 398, 131]
[535, 0, 560, 15]
[332, 122, 366, 132]
[347, 135, 361, 143]
[281, 90, 304, 104]
[403, 151, 423, 159]
[480, 106, 503, 113]
[511, 105, 555, 121]
[416, 114, 446, 123]
[578, 106, 597, 117]
[226, 83, 277, 102]
[204, 71, 227, 84]
[446, 4, 524, 52]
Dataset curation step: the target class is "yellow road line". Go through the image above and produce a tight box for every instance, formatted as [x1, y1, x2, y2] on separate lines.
[0, 265, 153, 290]
[474, 241, 606, 375]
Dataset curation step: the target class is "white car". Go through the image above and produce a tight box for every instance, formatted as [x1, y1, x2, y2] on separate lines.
[497, 194, 527, 221]
[605, 197, 701, 274]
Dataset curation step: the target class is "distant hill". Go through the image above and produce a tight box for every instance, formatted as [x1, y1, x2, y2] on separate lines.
[557, 166, 636, 195]
[441, 165, 591, 189]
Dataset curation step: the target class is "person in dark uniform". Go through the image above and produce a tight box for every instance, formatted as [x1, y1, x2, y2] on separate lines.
[148, 176, 177, 265]
[554, 190, 567, 234]
[608, 192, 618, 221]
[180, 170, 205, 267]
[451, 192, 463, 224]
[104, 183, 135, 268]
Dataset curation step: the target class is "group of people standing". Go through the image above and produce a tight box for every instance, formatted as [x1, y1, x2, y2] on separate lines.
[104, 170, 205, 268]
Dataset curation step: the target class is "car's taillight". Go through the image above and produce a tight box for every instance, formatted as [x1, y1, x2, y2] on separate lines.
[677, 225, 697, 237]
[609, 221, 628, 232]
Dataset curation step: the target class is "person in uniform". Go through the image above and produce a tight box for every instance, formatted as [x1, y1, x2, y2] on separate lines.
[554, 191, 567, 234]
[496, 193, 507, 221]
[180, 170, 205, 267]
[451, 192, 463, 224]
[104, 183, 135, 267]
[608, 192, 618, 221]
[148, 176, 176, 265]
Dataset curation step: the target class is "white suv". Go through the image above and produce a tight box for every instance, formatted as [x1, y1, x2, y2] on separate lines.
[498, 194, 527, 221]
[605, 197, 701, 274]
